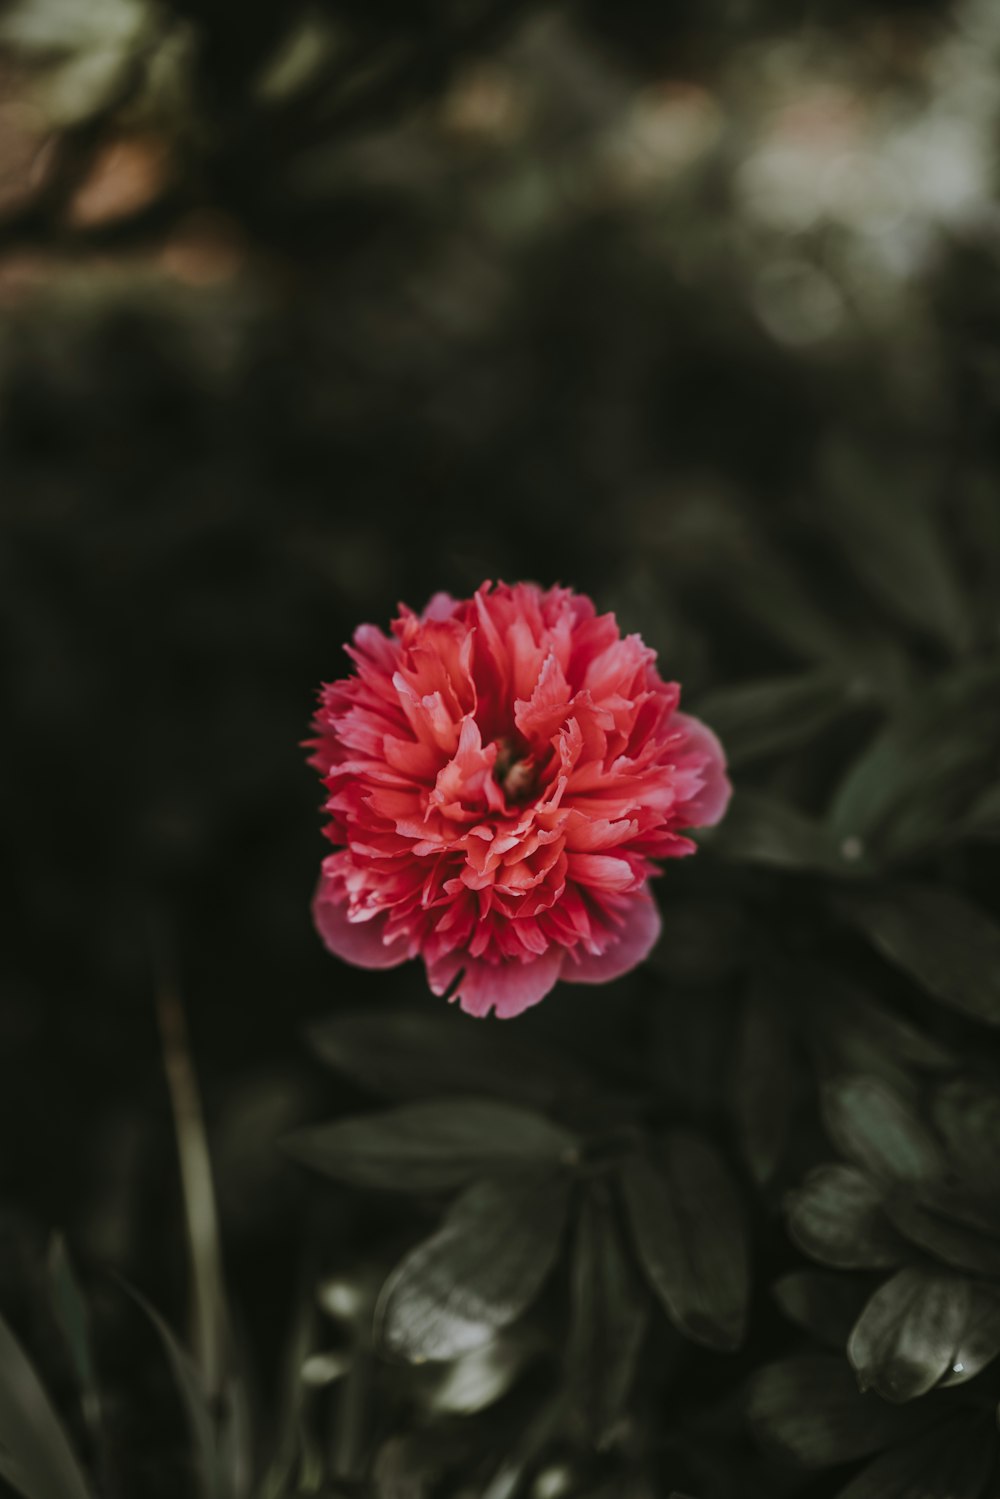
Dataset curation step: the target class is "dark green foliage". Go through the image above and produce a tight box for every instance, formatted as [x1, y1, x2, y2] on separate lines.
[703, 790, 843, 872]
[567, 1184, 649, 1447]
[934, 1079, 1000, 1181]
[377, 1174, 571, 1362]
[787, 1165, 908, 1269]
[834, 1414, 996, 1499]
[771, 1272, 873, 1351]
[730, 982, 795, 1185]
[747, 1355, 927, 1466]
[882, 1191, 1000, 1276]
[283, 1099, 577, 1193]
[827, 665, 1000, 860]
[305, 1010, 594, 1110]
[620, 1136, 750, 1353]
[835, 887, 1000, 1027]
[122, 1283, 228, 1498]
[820, 1077, 945, 1186]
[692, 671, 861, 768]
[846, 1268, 972, 1403]
[0, 1310, 92, 1499]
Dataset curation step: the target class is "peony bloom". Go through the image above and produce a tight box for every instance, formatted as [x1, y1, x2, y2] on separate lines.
[307, 582, 730, 1018]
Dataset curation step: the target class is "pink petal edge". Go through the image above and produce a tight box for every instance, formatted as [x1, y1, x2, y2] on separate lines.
[427, 946, 564, 1019]
[312, 884, 409, 970]
[673, 712, 732, 828]
[560, 890, 662, 985]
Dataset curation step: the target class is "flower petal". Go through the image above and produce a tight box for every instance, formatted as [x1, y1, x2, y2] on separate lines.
[312, 883, 409, 970]
[673, 712, 732, 828]
[561, 890, 661, 985]
[430, 947, 565, 1019]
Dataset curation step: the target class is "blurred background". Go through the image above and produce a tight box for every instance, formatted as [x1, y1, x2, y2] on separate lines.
[3, 0, 1000, 1491]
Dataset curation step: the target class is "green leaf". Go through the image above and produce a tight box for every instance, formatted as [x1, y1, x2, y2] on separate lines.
[306, 1010, 593, 1111]
[883, 1193, 1000, 1277]
[567, 1184, 649, 1447]
[941, 1283, 1000, 1387]
[730, 983, 795, 1185]
[828, 665, 1000, 855]
[772, 1271, 874, 1351]
[804, 973, 954, 1084]
[747, 1355, 924, 1466]
[284, 1099, 577, 1193]
[156, 976, 230, 1412]
[848, 1268, 970, 1402]
[834, 885, 1000, 1027]
[787, 1164, 907, 1269]
[47, 1239, 101, 1450]
[933, 1077, 1000, 1182]
[821, 1075, 945, 1186]
[836, 1412, 995, 1499]
[704, 790, 843, 871]
[620, 1133, 749, 1352]
[256, 1276, 318, 1499]
[692, 670, 861, 767]
[379, 1173, 571, 1363]
[215, 1372, 252, 1499]
[119, 1280, 224, 1499]
[0, 1311, 92, 1499]
[910, 1184, 1000, 1237]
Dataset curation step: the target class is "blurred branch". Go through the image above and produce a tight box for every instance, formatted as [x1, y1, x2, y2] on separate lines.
[263, 0, 537, 145]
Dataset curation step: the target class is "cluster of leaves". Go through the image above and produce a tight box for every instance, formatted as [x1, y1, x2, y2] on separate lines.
[676, 458, 1000, 1496]
[0, 1238, 255, 1499]
[279, 1012, 747, 1494]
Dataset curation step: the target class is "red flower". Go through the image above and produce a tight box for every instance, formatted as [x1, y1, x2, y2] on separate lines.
[308, 582, 730, 1018]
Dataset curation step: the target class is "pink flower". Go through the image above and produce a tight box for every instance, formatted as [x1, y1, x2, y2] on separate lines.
[307, 582, 730, 1018]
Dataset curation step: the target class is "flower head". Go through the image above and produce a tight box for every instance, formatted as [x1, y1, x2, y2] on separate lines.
[308, 582, 730, 1017]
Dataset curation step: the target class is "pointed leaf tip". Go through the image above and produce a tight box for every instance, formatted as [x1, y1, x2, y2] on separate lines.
[621, 1133, 749, 1352]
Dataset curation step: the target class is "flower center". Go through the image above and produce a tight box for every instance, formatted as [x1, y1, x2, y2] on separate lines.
[493, 736, 538, 805]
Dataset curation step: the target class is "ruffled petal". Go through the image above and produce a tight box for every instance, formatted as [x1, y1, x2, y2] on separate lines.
[672, 712, 732, 828]
[429, 946, 564, 1019]
[312, 882, 409, 970]
[561, 890, 661, 985]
